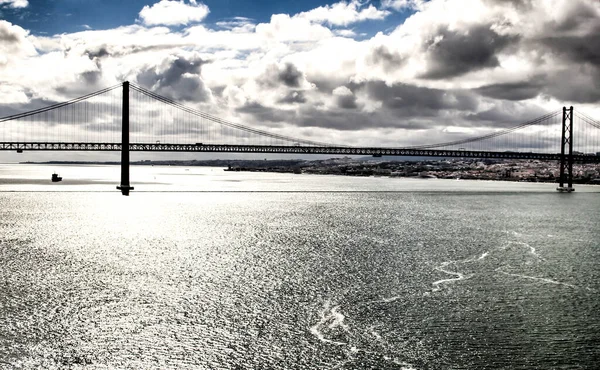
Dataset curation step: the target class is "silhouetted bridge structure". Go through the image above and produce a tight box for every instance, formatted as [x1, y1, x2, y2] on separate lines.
[2, 82, 600, 195]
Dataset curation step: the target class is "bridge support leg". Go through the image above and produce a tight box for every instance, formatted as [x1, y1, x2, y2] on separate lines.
[117, 81, 134, 196]
[557, 106, 574, 192]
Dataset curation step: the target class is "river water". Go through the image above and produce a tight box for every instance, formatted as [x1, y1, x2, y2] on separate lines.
[1, 164, 599, 369]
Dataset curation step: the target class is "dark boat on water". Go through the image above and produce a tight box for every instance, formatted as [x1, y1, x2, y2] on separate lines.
[51, 173, 62, 182]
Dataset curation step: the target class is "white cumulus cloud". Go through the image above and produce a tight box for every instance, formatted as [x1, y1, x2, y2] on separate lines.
[2, 0, 600, 151]
[296, 0, 390, 26]
[139, 0, 209, 26]
[381, 0, 424, 11]
[0, 0, 28, 8]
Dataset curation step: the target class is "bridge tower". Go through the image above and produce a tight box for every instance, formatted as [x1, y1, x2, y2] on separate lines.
[557, 106, 574, 192]
[117, 81, 134, 196]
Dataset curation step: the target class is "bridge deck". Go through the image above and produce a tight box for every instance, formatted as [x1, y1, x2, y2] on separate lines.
[1, 142, 599, 162]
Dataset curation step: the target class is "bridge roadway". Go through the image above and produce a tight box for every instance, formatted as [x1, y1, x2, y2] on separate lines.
[2, 142, 600, 163]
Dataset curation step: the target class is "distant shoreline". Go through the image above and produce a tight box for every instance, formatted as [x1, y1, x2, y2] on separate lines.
[19, 159, 301, 166]
[16, 159, 600, 185]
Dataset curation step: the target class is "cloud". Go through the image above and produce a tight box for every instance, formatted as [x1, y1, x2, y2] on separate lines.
[277, 63, 303, 88]
[366, 44, 405, 73]
[255, 14, 333, 42]
[358, 81, 478, 117]
[135, 53, 212, 102]
[278, 90, 307, 104]
[333, 29, 356, 37]
[0, 0, 28, 9]
[0, 20, 20, 43]
[84, 46, 110, 60]
[381, 0, 423, 11]
[465, 102, 549, 126]
[332, 86, 358, 109]
[420, 24, 518, 79]
[543, 66, 600, 104]
[0, 20, 36, 65]
[139, 0, 210, 26]
[3, 0, 600, 152]
[540, 34, 600, 66]
[257, 62, 313, 91]
[296, 0, 390, 26]
[0, 83, 30, 104]
[475, 80, 544, 101]
[215, 17, 254, 31]
[236, 101, 291, 124]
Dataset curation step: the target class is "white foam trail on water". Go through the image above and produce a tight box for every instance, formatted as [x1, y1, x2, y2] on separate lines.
[366, 295, 402, 305]
[497, 269, 596, 292]
[329, 305, 349, 331]
[505, 230, 523, 238]
[391, 359, 419, 370]
[429, 249, 495, 292]
[431, 261, 474, 292]
[510, 241, 542, 260]
[330, 359, 351, 370]
[367, 325, 383, 341]
[309, 300, 421, 369]
[309, 300, 349, 346]
[429, 236, 545, 293]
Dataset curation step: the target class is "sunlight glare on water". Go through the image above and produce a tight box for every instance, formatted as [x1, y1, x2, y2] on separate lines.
[0, 164, 599, 369]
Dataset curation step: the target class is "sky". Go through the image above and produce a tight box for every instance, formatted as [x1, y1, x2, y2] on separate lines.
[0, 0, 599, 161]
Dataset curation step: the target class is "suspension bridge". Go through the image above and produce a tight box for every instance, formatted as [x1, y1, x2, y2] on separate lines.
[1, 82, 600, 195]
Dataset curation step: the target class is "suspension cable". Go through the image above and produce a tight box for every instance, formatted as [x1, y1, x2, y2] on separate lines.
[407, 111, 561, 149]
[129, 83, 336, 147]
[0, 83, 123, 123]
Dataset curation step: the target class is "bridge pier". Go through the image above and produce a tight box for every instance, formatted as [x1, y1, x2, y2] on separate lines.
[117, 81, 134, 196]
[557, 106, 574, 192]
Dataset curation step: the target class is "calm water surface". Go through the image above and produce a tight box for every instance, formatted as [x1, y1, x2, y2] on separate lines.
[1, 164, 599, 369]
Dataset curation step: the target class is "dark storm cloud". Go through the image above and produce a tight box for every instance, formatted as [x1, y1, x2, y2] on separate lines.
[80, 70, 101, 85]
[233, 76, 561, 136]
[475, 80, 544, 101]
[210, 85, 227, 98]
[540, 33, 600, 66]
[84, 46, 110, 60]
[80, 44, 191, 62]
[236, 80, 479, 132]
[546, 2, 599, 33]
[278, 90, 307, 104]
[236, 102, 292, 124]
[475, 69, 600, 104]
[75, 46, 110, 86]
[136, 55, 212, 102]
[421, 25, 518, 79]
[296, 107, 385, 130]
[335, 93, 357, 109]
[258, 63, 305, 89]
[544, 67, 600, 103]
[357, 81, 478, 115]
[278, 63, 303, 88]
[531, 2, 600, 69]
[0, 25, 19, 43]
[466, 104, 550, 126]
[153, 56, 203, 85]
[236, 94, 428, 131]
[368, 45, 405, 72]
[294, 106, 432, 131]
